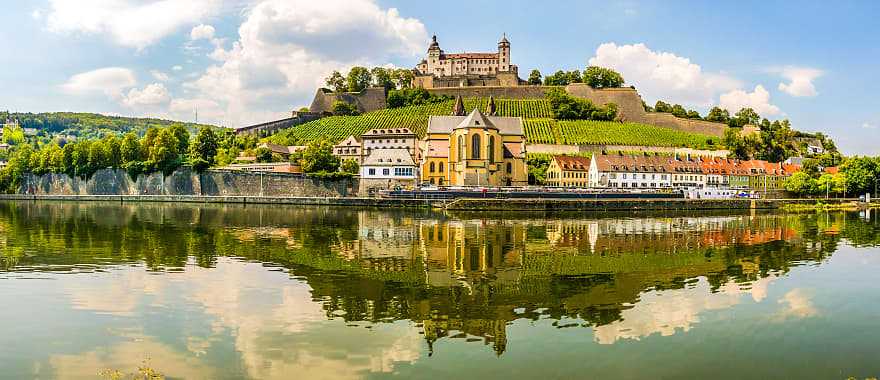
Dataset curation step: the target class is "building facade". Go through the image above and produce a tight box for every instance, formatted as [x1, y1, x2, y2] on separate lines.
[546, 155, 591, 187]
[421, 108, 527, 186]
[413, 35, 522, 89]
[360, 148, 419, 181]
[333, 135, 363, 164]
[360, 128, 420, 163]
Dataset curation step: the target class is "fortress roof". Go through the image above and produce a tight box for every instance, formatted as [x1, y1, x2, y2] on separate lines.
[442, 53, 498, 60]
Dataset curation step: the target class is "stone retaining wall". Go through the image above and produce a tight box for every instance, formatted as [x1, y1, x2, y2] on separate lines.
[18, 168, 360, 197]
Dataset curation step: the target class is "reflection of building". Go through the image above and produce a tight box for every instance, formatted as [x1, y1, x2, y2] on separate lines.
[422, 106, 527, 186]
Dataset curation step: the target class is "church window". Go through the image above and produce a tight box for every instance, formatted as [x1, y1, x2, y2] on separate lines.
[458, 135, 465, 162]
[506, 162, 512, 174]
[488, 136, 495, 162]
[471, 134, 481, 159]
[439, 162, 444, 172]
[430, 162, 435, 173]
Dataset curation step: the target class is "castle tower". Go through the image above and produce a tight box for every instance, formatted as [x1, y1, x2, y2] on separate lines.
[497, 33, 510, 72]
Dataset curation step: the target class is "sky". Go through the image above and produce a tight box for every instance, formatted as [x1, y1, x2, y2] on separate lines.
[0, 0, 878, 155]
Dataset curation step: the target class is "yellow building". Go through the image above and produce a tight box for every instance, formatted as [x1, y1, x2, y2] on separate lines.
[545, 155, 591, 187]
[421, 105, 527, 186]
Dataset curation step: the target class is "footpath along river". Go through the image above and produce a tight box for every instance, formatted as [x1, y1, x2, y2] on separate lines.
[0, 201, 878, 379]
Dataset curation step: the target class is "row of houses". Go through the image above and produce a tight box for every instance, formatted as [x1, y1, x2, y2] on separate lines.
[546, 154, 801, 191]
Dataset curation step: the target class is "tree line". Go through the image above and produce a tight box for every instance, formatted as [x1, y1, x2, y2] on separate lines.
[785, 156, 879, 198]
[528, 66, 625, 89]
[324, 67, 414, 94]
[0, 125, 261, 193]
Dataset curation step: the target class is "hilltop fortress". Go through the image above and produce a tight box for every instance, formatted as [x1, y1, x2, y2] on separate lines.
[303, 34, 728, 138]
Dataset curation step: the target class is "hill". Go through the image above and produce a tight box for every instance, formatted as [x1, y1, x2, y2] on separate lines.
[266, 98, 721, 149]
[0, 111, 218, 140]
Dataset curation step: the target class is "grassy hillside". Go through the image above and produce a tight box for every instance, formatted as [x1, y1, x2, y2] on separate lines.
[267, 98, 722, 150]
[1, 111, 217, 140]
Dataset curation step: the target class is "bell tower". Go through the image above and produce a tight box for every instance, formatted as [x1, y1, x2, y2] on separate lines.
[497, 33, 510, 72]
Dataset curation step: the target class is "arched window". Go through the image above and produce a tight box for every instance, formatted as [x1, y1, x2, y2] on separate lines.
[471, 134, 481, 159]
[430, 162, 436, 173]
[458, 135, 465, 162]
[439, 162, 444, 173]
[488, 136, 495, 162]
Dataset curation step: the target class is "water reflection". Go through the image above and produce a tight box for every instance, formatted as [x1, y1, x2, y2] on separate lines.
[0, 201, 878, 379]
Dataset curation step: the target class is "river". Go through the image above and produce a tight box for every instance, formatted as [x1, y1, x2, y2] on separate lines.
[0, 201, 878, 379]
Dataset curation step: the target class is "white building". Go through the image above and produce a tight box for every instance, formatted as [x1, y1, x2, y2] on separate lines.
[416, 35, 515, 78]
[588, 154, 674, 189]
[361, 128, 420, 162]
[360, 148, 419, 181]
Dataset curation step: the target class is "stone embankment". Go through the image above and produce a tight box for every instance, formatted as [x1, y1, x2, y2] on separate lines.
[18, 168, 358, 197]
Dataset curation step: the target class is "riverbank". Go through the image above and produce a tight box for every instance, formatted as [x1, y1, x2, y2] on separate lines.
[0, 194, 868, 211]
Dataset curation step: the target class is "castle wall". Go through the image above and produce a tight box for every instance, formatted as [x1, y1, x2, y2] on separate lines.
[426, 86, 549, 99]
[309, 87, 387, 114]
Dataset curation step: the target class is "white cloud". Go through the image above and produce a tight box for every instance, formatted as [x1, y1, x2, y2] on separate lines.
[151, 70, 171, 82]
[774, 288, 818, 320]
[122, 83, 171, 108]
[45, 0, 220, 49]
[31, 9, 43, 20]
[61, 67, 137, 98]
[588, 42, 741, 108]
[777, 66, 823, 97]
[172, 65, 184, 71]
[181, 0, 427, 126]
[190, 24, 216, 40]
[719, 85, 781, 116]
[862, 122, 876, 129]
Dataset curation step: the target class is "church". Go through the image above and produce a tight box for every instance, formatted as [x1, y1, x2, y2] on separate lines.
[413, 35, 524, 88]
[421, 97, 528, 186]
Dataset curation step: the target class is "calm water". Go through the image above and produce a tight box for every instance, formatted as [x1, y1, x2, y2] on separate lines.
[1, 202, 879, 379]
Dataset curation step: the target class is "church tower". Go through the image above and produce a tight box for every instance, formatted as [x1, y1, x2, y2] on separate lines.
[497, 33, 510, 72]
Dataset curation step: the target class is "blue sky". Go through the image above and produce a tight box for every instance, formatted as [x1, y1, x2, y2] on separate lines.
[0, 0, 878, 155]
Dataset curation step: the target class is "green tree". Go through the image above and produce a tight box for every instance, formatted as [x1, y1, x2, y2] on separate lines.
[654, 100, 672, 113]
[346, 66, 372, 92]
[527, 69, 542, 85]
[730, 108, 761, 127]
[148, 128, 182, 174]
[784, 171, 816, 196]
[544, 70, 569, 86]
[254, 147, 273, 163]
[331, 101, 359, 116]
[839, 156, 878, 195]
[671, 104, 688, 118]
[390, 69, 414, 89]
[583, 66, 624, 89]
[120, 132, 143, 164]
[686, 110, 702, 119]
[325, 70, 347, 92]
[299, 140, 339, 173]
[340, 159, 359, 174]
[705, 107, 730, 123]
[370, 67, 394, 91]
[2, 124, 26, 145]
[169, 124, 190, 154]
[189, 126, 219, 169]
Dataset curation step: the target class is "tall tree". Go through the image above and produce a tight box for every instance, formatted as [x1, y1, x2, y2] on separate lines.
[325, 70, 347, 92]
[705, 107, 730, 123]
[527, 69, 542, 85]
[583, 66, 625, 89]
[189, 126, 219, 166]
[346, 66, 372, 92]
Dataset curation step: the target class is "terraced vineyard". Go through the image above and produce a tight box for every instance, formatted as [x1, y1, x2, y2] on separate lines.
[267, 97, 721, 151]
[557, 120, 719, 148]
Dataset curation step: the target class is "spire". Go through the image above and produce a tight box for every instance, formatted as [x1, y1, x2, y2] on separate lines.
[498, 33, 510, 47]
[452, 95, 465, 116]
[428, 34, 440, 52]
[486, 96, 496, 116]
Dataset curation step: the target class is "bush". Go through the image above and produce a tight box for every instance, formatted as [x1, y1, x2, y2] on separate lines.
[546, 88, 617, 121]
[331, 101, 359, 116]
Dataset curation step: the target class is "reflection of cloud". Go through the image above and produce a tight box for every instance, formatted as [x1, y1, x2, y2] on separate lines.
[775, 288, 818, 320]
[593, 275, 780, 344]
[184, 258, 422, 379]
[49, 336, 218, 380]
[66, 268, 165, 316]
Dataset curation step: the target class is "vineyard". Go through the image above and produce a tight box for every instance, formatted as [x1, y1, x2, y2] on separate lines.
[267, 97, 721, 151]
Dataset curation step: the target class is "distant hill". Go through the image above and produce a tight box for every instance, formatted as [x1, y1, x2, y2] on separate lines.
[0, 111, 219, 140]
[265, 98, 722, 150]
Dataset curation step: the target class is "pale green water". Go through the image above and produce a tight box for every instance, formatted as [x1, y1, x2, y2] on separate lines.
[0, 201, 878, 379]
